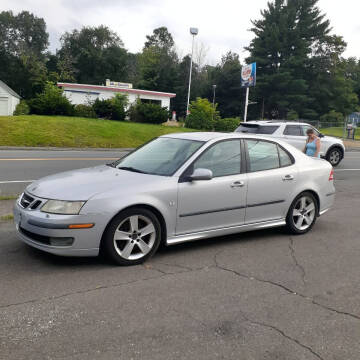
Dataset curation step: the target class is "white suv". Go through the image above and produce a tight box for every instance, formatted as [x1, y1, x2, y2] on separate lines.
[235, 121, 345, 166]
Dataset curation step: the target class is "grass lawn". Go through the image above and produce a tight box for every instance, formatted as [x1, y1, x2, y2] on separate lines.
[321, 127, 360, 140]
[0, 115, 195, 148]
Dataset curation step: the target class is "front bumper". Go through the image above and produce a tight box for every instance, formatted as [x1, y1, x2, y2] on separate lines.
[13, 201, 106, 257]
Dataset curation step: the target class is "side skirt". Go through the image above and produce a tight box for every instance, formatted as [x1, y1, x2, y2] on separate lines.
[166, 219, 286, 245]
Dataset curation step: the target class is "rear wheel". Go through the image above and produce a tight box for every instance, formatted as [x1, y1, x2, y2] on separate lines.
[326, 147, 342, 166]
[103, 207, 161, 265]
[286, 192, 318, 234]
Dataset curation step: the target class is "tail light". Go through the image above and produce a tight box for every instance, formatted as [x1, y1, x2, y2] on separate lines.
[329, 169, 334, 181]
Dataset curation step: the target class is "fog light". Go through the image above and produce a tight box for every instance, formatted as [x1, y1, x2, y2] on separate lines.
[49, 237, 74, 246]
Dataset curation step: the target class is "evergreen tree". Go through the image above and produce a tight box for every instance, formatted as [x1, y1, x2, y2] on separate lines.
[245, 0, 350, 119]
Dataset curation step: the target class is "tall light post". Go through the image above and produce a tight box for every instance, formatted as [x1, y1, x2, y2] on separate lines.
[186, 27, 198, 117]
[212, 84, 216, 109]
[212, 84, 216, 120]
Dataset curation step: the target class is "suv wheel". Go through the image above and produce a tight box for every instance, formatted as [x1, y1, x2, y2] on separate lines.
[286, 192, 318, 234]
[326, 147, 342, 166]
[103, 207, 161, 265]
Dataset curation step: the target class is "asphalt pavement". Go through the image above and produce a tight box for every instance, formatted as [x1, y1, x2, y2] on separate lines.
[0, 150, 360, 359]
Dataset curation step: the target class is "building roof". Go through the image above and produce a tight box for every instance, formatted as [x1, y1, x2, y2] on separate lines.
[57, 82, 176, 98]
[0, 80, 21, 99]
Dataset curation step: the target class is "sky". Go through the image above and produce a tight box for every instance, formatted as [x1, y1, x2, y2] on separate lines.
[3, 0, 360, 65]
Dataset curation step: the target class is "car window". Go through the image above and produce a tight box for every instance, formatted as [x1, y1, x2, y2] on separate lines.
[278, 146, 293, 167]
[246, 140, 280, 172]
[115, 137, 204, 176]
[284, 125, 302, 136]
[301, 125, 319, 137]
[236, 125, 279, 134]
[193, 140, 241, 177]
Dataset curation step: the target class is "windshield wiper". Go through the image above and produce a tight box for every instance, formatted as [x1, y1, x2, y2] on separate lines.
[117, 166, 148, 174]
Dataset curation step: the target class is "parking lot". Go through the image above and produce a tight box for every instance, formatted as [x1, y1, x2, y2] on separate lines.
[1, 151, 360, 360]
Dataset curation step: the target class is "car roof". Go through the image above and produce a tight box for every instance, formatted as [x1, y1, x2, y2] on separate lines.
[162, 131, 279, 142]
[243, 120, 310, 126]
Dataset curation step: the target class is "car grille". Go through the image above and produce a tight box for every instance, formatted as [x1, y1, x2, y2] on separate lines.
[20, 193, 42, 210]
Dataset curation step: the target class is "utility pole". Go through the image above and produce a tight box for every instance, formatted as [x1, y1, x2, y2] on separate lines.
[186, 27, 198, 117]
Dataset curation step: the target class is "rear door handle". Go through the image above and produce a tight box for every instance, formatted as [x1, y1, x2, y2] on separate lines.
[231, 181, 245, 188]
[282, 174, 294, 181]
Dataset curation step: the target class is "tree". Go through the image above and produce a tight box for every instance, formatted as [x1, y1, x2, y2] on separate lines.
[245, 0, 348, 119]
[0, 10, 49, 98]
[208, 52, 243, 118]
[137, 27, 179, 93]
[58, 26, 128, 84]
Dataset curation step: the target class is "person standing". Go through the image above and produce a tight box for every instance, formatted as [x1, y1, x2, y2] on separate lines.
[303, 128, 321, 158]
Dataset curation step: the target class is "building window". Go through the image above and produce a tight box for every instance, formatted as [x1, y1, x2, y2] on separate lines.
[140, 99, 162, 106]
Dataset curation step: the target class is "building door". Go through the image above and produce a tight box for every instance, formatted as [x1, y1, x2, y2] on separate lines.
[0, 97, 8, 115]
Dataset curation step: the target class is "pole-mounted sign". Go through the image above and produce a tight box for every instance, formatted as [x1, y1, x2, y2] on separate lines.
[241, 62, 256, 122]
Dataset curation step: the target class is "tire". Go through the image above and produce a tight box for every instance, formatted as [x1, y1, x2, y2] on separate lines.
[286, 192, 318, 235]
[326, 147, 343, 166]
[103, 207, 162, 265]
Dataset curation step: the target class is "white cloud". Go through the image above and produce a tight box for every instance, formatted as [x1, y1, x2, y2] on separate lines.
[1, 0, 359, 63]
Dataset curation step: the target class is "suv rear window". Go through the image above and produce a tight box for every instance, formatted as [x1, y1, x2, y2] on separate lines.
[236, 124, 279, 134]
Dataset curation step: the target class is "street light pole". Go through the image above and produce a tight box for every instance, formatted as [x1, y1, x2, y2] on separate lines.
[212, 84, 216, 120]
[186, 27, 198, 117]
[212, 84, 216, 109]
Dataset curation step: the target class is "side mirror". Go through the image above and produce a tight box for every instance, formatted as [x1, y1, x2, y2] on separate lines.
[318, 133, 324, 138]
[189, 168, 213, 181]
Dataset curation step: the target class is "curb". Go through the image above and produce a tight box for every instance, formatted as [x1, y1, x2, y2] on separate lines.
[0, 146, 134, 152]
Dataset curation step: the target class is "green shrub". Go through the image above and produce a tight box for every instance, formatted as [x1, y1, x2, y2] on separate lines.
[214, 117, 240, 132]
[13, 100, 30, 116]
[128, 100, 169, 124]
[320, 110, 344, 126]
[28, 82, 74, 116]
[93, 93, 128, 121]
[74, 104, 96, 118]
[185, 97, 219, 130]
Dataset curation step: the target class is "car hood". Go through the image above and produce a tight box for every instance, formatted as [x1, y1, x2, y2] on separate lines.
[26, 165, 164, 201]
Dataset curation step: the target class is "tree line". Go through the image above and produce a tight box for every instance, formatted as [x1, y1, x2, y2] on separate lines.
[1, 0, 359, 121]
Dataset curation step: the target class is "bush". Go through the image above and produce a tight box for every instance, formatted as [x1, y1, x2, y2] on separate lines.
[13, 100, 30, 116]
[185, 97, 219, 130]
[74, 104, 96, 118]
[320, 110, 344, 127]
[28, 82, 74, 116]
[128, 100, 169, 124]
[93, 93, 128, 121]
[214, 117, 240, 132]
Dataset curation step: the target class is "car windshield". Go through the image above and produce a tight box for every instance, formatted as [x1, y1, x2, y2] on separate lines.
[236, 124, 279, 134]
[113, 137, 204, 176]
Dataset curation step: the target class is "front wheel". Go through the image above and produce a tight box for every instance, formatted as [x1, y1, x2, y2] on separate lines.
[286, 192, 318, 234]
[103, 207, 161, 265]
[326, 147, 342, 166]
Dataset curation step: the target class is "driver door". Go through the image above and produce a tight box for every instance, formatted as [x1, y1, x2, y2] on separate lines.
[176, 139, 247, 235]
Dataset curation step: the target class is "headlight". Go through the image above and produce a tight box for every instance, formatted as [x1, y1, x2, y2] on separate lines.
[41, 200, 86, 215]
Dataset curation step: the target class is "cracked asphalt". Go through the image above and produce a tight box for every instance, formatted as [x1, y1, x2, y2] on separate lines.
[1, 154, 360, 359]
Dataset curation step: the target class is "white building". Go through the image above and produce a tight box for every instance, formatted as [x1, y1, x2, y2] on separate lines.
[0, 80, 21, 116]
[57, 80, 176, 110]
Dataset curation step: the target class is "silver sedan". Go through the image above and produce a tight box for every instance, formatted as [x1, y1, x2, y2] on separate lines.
[13, 133, 335, 265]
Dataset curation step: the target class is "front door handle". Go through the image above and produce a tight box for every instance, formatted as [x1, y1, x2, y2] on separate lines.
[282, 174, 294, 181]
[231, 181, 245, 188]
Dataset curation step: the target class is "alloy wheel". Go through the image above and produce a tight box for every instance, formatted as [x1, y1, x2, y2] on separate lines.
[292, 196, 316, 231]
[329, 149, 341, 165]
[113, 215, 156, 260]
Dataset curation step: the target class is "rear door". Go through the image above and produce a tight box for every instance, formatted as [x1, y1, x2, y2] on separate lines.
[244, 139, 298, 224]
[176, 139, 247, 234]
[283, 125, 306, 151]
